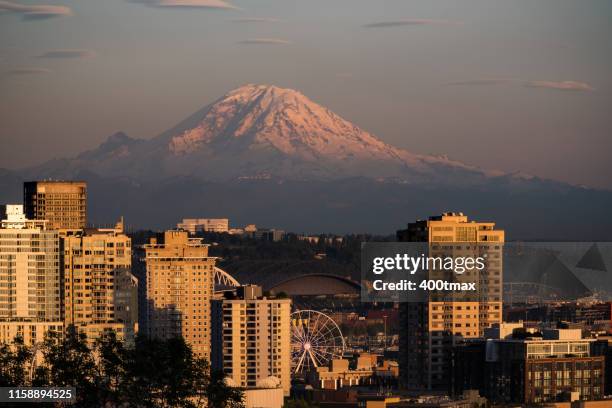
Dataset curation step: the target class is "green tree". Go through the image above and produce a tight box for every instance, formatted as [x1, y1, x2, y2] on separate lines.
[1, 329, 244, 408]
[94, 331, 129, 406]
[0, 336, 33, 386]
[207, 369, 244, 408]
[36, 326, 99, 406]
[123, 336, 219, 408]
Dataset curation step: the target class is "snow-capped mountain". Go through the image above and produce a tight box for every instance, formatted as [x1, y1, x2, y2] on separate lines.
[27, 84, 491, 183]
[165, 84, 447, 166]
[7, 83, 612, 239]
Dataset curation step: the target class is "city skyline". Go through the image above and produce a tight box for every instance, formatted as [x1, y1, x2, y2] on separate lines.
[1, 1, 612, 404]
[1, 181, 612, 406]
[1, 0, 612, 189]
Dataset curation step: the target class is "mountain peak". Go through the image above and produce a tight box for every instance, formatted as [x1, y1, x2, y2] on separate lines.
[228, 83, 297, 96]
[166, 83, 408, 163]
[97, 131, 136, 151]
[28, 84, 484, 182]
[105, 131, 131, 144]
[224, 84, 309, 105]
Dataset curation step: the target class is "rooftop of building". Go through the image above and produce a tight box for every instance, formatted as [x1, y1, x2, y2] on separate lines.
[1, 204, 48, 230]
[484, 322, 586, 342]
[220, 284, 291, 302]
[144, 230, 209, 248]
[24, 179, 86, 185]
[58, 218, 126, 237]
[399, 212, 501, 233]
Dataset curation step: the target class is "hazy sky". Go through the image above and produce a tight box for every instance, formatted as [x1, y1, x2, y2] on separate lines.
[1, 0, 611, 188]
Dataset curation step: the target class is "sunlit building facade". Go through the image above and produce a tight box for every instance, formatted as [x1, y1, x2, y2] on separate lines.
[177, 218, 229, 234]
[0, 205, 63, 345]
[24, 180, 87, 230]
[397, 212, 504, 390]
[144, 230, 215, 359]
[454, 327, 605, 404]
[212, 285, 292, 396]
[62, 219, 138, 343]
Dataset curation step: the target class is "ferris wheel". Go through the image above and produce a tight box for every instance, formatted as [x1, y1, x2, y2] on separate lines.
[290, 310, 346, 374]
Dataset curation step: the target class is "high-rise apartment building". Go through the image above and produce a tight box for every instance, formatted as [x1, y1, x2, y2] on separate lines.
[397, 212, 504, 390]
[0, 205, 63, 345]
[212, 285, 292, 396]
[62, 218, 138, 343]
[24, 181, 87, 230]
[144, 230, 215, 359]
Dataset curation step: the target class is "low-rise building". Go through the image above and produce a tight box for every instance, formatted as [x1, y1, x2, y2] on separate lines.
[454, 326, 605, 405]
[311, 358, 374, 390]
[308, 354, 399, 390]
[0, 321, 64, 345]
[310, 391, 484, 408]
[389, 391, 486, 408]
[249, 228, 285, 242]
[177, 218, 229, 234]
[545, 400, 612, 408]
[242, 377, 285, 408]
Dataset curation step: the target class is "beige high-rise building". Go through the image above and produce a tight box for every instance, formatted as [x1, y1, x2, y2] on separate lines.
[0, 205, 63, 345]
[62, 219, 138, 343]
[24, 181, 87, 230]
[144, 230, 215, 359]
[397, 212, 504, 390]
[212, 285, 292, 396]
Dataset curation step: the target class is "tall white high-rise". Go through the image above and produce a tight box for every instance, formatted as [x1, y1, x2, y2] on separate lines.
[0, 205, 63, 345]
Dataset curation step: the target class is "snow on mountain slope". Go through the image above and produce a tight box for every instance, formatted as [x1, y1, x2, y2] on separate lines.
[26, 84, 491, 182]
[164, 84, 476, 169]
[167, 85, 406, 160]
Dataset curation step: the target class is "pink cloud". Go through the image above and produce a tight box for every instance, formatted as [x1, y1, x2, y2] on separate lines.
[525, 80, 594, 92]
[0, 1, 72, 20]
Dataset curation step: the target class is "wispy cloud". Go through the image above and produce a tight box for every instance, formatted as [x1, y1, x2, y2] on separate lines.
[525, 80, 594, 92]
[448, 77, 594, 92]
[3, 67, 52, 76]
[364, 19, 460, 28]
[35, 49, 96, 59]
[0, 1, 73, 20]
[159, 0, 238, 8]
[238, 38, 291, 45]
[231, 17, 280, 23]
[131, 0, 239, 9]
[446, 78, 517, 86]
